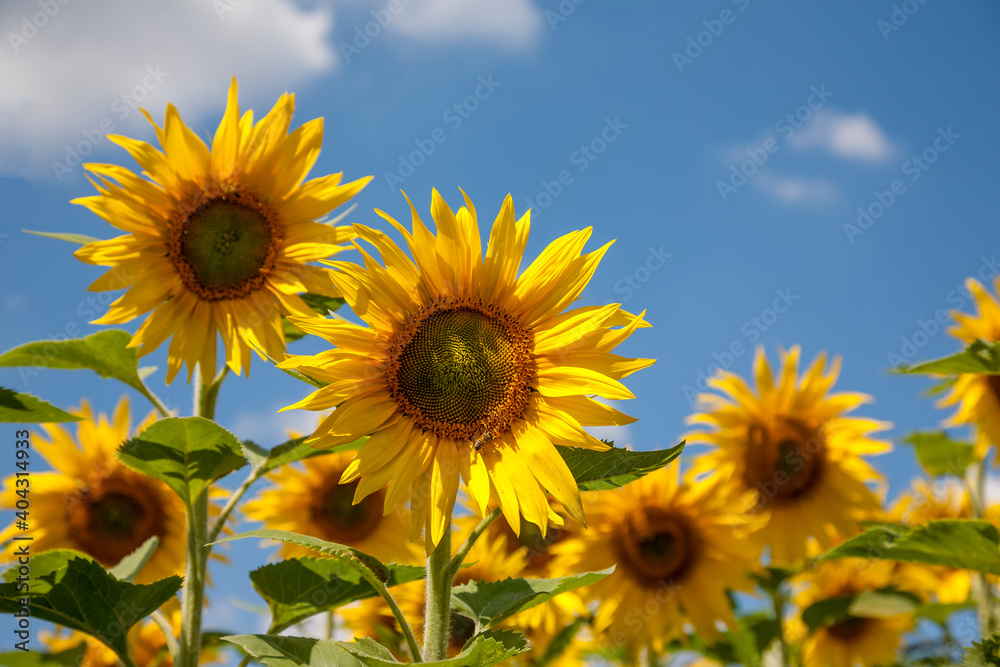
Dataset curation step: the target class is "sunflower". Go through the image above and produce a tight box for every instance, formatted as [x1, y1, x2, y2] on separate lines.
[279, 189, 653, 551]
[791, 558, 913, 667]
[685, 346, 891, 564]
[0, 398, 185, 584]
[887, 479, 973, 604]
[938, 278, 1000, 460]
[549, 461, 763, 652]
[242, 448, 422, 565]
[73, 78, 371, 383]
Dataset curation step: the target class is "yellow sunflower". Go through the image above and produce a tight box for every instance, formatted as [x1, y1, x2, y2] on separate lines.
[280, 189, 653, 551]
[549, 461, 763, 652]
[242, 448, 422, 565]
[0, 398, 185, 584]
[791, 559, 913, 667]
[887, 479, 973, 604]
[73, 78, 371, 383]
[938, 277, 1000, 460]
[686, 346, 891, 564]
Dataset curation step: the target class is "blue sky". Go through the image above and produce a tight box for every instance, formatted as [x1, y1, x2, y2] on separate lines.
[2, 0, 999, 650]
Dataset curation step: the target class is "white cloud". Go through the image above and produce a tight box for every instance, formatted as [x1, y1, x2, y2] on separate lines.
[585, 424, 634, 449]
[0, 0, 335, 179]
[385, 0, 543, 49]
[753, 170, 839, 206]
[788, 110, 896, 162]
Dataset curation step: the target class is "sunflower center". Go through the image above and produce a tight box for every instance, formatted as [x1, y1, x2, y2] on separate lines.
[742, 418, 825, 506]
[311, 479, 384, 544]
[826, 615, 871, 641]
[68, 473, 166, 567]
[168, 192, 281, 301]
[386, 300, 533, 442]
[616, 506, 696, 586]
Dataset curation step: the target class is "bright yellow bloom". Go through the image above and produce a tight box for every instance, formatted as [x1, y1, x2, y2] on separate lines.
[938, 277, 1000, 459]
[791, 559, 912, 667]
[888, 479, 973, 604]
[549, 462, 763, 651]
[0, 398, 184, 584]
[242, 449, 422, 565]
[280, 190, 653, 551]
[73, 78, 371, 383]
[686, 346, 891, 564]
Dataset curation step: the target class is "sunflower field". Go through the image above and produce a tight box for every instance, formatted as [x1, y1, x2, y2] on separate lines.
[1, 3, 998, 667]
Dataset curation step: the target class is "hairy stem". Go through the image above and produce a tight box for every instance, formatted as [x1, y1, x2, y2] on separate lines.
[423, 527, 453, 661]
[445, 508, 500, 582]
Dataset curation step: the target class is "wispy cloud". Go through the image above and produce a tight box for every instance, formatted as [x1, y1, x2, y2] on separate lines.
[788, 109, 896, 162]
[753, 170, 839, 206]
[386, 0, 543, 49]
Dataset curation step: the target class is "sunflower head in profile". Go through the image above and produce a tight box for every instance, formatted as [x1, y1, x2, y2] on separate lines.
[937, 277, 1000, 460]
[791, 558, 913, 667]
[0, 398, 185, 584]
[242, 448, 422, 565]
[73, 78, 371, 383]
[280, 189, 653, 552]
[685, 346, 891, 564]
[887, 478, 973, 604]
[549, 461, 763, 653]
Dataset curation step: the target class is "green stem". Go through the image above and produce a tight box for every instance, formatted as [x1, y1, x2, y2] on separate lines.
[141, 381, 172, 418]
[352, 557, 422, 662]
[645, 643, 658, 667]
[770, 586, 790, 667]
[207, 465, 262, 545]
[324, 610, 335, 641]
[235, 655, 253, 667]
[970, 461, 996, 637]
[151, 610, 179, 662]
[444, 508, 500, 581]
[423, 526, 453, 661]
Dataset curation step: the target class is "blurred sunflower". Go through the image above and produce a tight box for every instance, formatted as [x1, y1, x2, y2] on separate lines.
[549, 461, 763, 652]
[0, 398, 184, 584]
[242, 448, 421, 565]
[938, 277, 1000, 459]
[888, 479, 973, 604]
[280, 190, 652, 551]
[791, 558, 912, 667]
[686, 346, 891, 564]
[74, 78, 371, 383]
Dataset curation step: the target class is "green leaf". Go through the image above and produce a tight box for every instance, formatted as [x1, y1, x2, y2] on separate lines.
[964, 633, 1000, 667]
[848, 590, 921, 618]
[250, 557, 425, 633]
[0, 387, 80, 423]
[213, 529, 390, 583]
[118, 417, 246, 506]
[1, 549, 95, 585]
[535, 617, 584, 667]
[224, 635, 362, 667]
[0, 330, 163, 409]
[556, 441, 685, 491]
[0, 557, 181, 664]
[0, 645, 88, 666]
[918, 600, 976, 625]
[339, 628, 528, 666]
[284, 295, 346, 342]
[451, 568, 613, 629]
[241, 436, 365, 476]
[896, 340, 1000, 375]
[818, 520, 1000, 575]
[751, 565, 798, 593]
[903, 432, 975, 477]
[801, 595, 855, 631]
[108, 536, 159, 583]
[24, 230, 100, 245]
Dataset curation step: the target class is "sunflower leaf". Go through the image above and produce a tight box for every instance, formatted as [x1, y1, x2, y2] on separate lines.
[535, 617, 584, 667]
[918, 600, 976, 625]
[284, 294, 346, 342]
[801, 594, 856, 631]
[848, 590, 921, 618]
[1, 549, 95, 587]
[0, 330, 164, 411]
[964, 632, 1000, 667]
[0, 557, 181, 664]
[212, 529, 390, 583]
[0, 645, 88, 666]
[224, 635, 362, 667]
[118, 417, 246, 506]
[818, 519, 1000, 575]
[556, 441, 684, 491]
[23, 229, 100, 245]
[0, 387, 81, 423]
[242, 436, 366, 475]
[450, 567, 613, 628]
[902, 431, 975, 477]
[250, 557, 425, 633]
[108, 536, 160, 583]
[895, 339, 1000, 375]
[339, 627, 529, 666]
